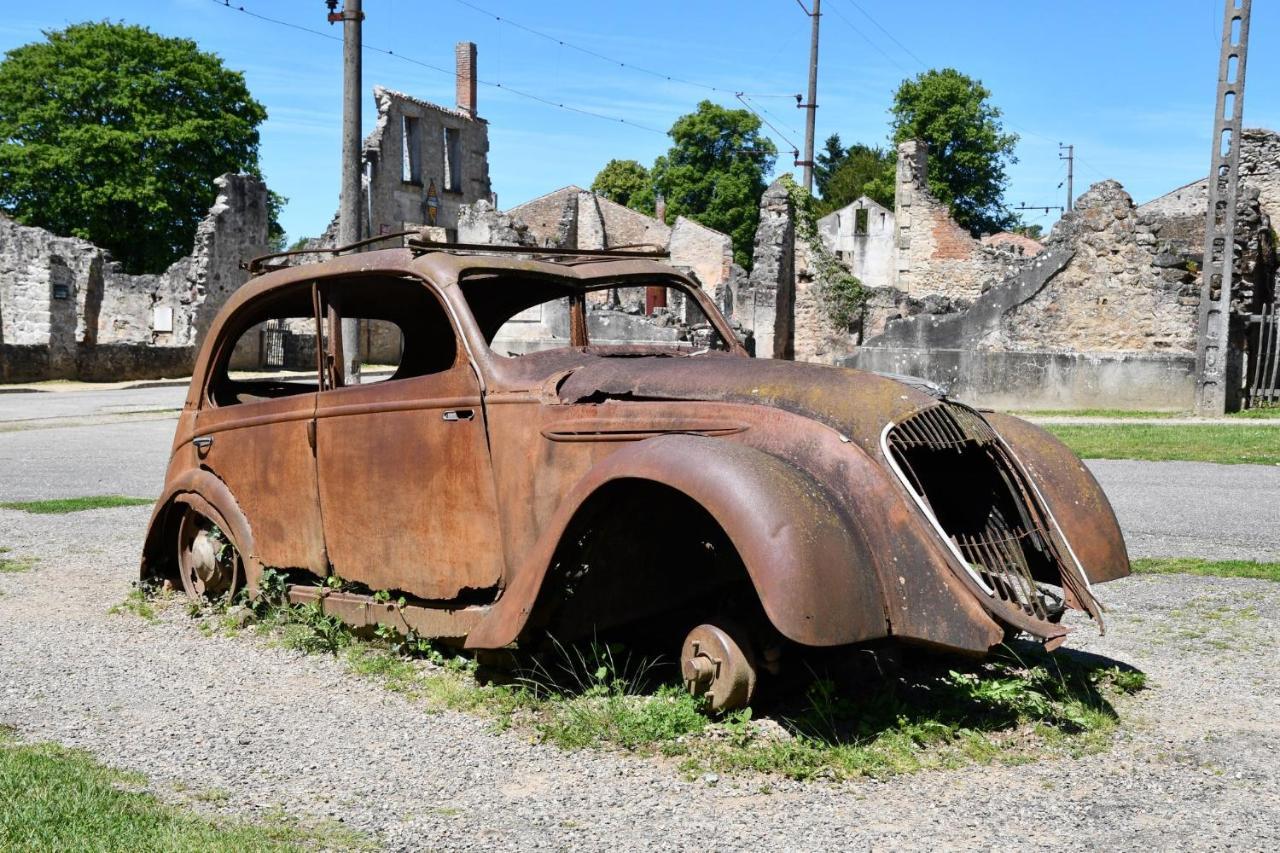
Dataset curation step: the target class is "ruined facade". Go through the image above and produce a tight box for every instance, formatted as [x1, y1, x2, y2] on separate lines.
[0, 174, 269, 382]
[732, 130, 1280, 410]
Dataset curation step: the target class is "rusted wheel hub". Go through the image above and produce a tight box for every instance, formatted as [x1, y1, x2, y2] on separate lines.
[680, 623, 757, 713]
[176, 509, 241, 602]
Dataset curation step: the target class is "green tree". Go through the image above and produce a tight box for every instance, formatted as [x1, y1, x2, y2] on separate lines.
[590, 159, 654, 214]
[650, 100, 777, 268]
[0, 22, 270, 273]
[816, 143, 894, 215]
[814, 133, 848, 198]
[889, 68, 1018, 236]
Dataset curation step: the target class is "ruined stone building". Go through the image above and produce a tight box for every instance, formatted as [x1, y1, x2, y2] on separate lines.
[0, 174, 269, 382]
[736, 131, 1280, 410]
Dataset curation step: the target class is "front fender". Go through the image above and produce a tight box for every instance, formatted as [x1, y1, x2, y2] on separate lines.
[985, 413, 1130, 584]
[465, 434, 888, 649]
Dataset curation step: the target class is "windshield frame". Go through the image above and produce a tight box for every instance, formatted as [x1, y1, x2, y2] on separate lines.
[455, 269, 747, 359]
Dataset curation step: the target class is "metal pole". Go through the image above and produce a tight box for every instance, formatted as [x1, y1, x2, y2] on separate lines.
[338, 0, 363, 384]
[800, 0, 821, 194]
[1195, 0, 1251, 415]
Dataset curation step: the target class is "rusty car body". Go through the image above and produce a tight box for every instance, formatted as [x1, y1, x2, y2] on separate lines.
[141, 240, 1129, 710]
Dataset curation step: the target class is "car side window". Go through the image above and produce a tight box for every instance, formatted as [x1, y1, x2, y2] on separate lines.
[208, 283, 322, 407]
[322, 276, 460, 387]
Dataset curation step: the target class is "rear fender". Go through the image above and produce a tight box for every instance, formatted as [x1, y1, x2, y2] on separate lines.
[140, 468, 261, 594]
[985, 413, 1131, 584]
[465, 434, 888, 649]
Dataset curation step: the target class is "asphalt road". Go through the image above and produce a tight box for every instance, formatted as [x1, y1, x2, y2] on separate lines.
[1, 386, 1277, 561]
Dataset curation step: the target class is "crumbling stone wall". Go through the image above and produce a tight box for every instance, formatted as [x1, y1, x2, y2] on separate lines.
[740, 180, 794, 359]
[0, 173, 268, 382]
[996, 181, 1201, 352]
[893, 140, 1027, 302]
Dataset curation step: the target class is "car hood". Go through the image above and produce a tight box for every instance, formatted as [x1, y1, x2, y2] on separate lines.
[555, 353, 943, 456]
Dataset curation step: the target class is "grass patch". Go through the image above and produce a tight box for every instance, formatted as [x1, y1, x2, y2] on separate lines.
[0, 547, 36, 574]
[1228, 407, 1280, 419]
[1133, 557, 1280, 582]
[1044, 423, 1280, 465]
[0, 495, 153, 514]
[0, 727, 369, 851]
[1012, 408, 1183, 419]
[171, 570, 1147, 782]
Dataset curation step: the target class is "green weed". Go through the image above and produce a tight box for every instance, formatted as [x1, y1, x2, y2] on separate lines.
[0, 547, 36, 574]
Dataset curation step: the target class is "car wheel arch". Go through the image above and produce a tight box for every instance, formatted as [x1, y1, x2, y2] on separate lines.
[466, 434, 889, 650]
[140, 469, 260, 594]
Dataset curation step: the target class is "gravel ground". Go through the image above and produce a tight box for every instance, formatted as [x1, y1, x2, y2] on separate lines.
[1, 505, 1278, 851]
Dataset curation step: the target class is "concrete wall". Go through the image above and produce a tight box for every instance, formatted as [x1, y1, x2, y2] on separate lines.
[846, 346, 1196, 411]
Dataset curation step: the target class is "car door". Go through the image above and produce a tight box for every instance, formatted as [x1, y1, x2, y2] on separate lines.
[193, 282, 328, 576]
[312, 274, 506, 600]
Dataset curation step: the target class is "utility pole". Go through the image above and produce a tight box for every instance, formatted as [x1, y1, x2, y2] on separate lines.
[1058, 143, 1074, 213]
[795, 0, 821, 194]
[1194, 0, 1251, 415]
[329, 0, 363, 384]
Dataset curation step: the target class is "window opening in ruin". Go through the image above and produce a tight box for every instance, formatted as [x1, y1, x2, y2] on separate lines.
[443, 127, 462, 192]
[402, 116, 422, 185]
[321, 276, 459, 387]
[854, 208, 869, 235]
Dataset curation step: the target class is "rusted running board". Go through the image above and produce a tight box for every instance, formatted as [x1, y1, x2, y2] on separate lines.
[287, 587, 489, 642]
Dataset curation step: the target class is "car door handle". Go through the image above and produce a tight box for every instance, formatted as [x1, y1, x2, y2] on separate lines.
[442, 409, 474, 422]
[193, 436, 213, 449]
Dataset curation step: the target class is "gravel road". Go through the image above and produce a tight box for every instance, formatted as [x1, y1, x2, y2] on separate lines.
[1, 389, 1278, 849]
[2, 504, 1278, 850]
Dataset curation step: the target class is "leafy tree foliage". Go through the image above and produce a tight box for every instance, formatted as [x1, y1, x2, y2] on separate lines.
[889, 68, 1018, 236]
[0, 22, 269, 273]
[651, 101, 776, 268]
[590, 159, 654, 214]
[815, 138, 894, 216]
[1011, 222, 1044, 240]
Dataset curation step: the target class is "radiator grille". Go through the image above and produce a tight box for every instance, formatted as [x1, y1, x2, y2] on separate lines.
[885, 404, 1065, 623]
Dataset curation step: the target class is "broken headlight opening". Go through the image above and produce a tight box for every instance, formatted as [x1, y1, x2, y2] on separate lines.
[882, 402, 1100, 634]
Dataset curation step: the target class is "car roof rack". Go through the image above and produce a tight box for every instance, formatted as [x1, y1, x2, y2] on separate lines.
[244, 228, 669, 275]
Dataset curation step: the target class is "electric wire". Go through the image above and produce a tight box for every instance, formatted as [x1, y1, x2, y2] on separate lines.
[448, 0, 795, 99]
[211, 0, 666, 134]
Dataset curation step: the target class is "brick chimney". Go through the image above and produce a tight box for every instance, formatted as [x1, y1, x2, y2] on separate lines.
[655, 192, 667, 224]
[456, 42, 477, 118]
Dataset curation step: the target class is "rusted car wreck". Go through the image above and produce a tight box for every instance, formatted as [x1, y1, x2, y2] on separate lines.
[141, 236, 1129, 711]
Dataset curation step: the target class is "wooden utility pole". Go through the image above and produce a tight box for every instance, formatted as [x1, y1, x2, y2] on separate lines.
[1194, 0, 1252, 415]
[796, 0, 821, 194]
[330, 0, 363, 384]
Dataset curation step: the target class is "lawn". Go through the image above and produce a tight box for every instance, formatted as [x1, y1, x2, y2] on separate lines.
[1132, 557, 1280, 582]
[0, 726, 367, 851]
[0, 495, 153, 514]
[1044, 423, 1280, 465]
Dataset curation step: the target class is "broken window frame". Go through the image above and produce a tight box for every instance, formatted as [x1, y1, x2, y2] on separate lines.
[443, 126, 462, 193]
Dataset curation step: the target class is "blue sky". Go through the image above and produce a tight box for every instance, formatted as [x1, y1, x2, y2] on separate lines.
[4, 1, 1277, 243]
